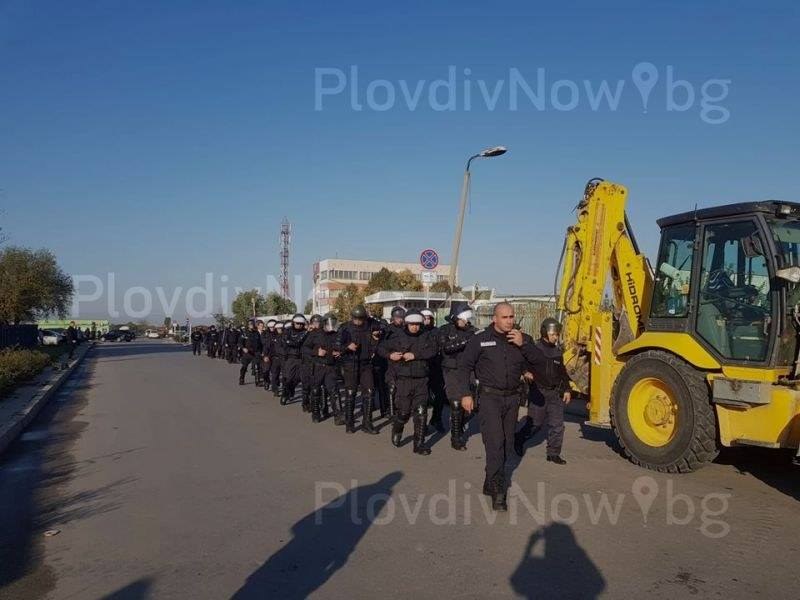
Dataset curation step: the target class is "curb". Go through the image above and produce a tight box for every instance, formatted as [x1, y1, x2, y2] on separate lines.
[0, 342, 95, 457]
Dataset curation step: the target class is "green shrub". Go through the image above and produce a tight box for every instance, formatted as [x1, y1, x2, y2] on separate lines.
[0, 348, 53, 399]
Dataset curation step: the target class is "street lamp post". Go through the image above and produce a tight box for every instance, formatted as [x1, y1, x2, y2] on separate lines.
[448, 146, 507, 291]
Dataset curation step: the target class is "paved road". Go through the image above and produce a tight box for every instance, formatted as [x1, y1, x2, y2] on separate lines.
[0, 339, 798, 599]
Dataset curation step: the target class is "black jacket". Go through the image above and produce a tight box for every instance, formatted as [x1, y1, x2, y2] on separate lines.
[521, 339, 571, 391]
[336, 319, 382, 363]
[283, 326, 307, 359]
[378, 329, 437, 379]
[191, 331, 203, 342]
[437, 322, 476, 370]
[308, 329, 338, 366]
[241, 329, 263, 354]
[456, 326, 535, 397]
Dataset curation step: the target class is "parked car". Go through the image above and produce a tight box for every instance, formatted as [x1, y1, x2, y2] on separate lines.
[102, 330, 133, 342]
[145, 329, 161, 339]
[39, 329, 64, 346]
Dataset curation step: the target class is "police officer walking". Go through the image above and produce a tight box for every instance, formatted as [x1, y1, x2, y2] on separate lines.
[239, 320, 264, 385]
[380, 309, 438, 455]
[422, 309, 447, 434]
[282, 314, 308, 406]
[515, 318, 572, 464]
[336, 305, 381, 434]
[438, 301, 476, 451]
[457, 302, 535, 511]
[300, 315, 322, 413]
[309, 313, 343, 424]
[206, 325, 219, 358]
[191, 327, 203, 356]
[382, 306, 406, 419]
[269, 321, 286, 398]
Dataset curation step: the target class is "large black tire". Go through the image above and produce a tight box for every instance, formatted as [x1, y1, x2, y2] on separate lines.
[610, 350, 719, 473]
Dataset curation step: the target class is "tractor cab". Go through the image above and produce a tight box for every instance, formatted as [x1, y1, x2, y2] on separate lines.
[649, 201, 800, 372]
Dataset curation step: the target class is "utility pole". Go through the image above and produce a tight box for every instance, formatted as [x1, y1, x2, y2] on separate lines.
[280, 218, 291, 300]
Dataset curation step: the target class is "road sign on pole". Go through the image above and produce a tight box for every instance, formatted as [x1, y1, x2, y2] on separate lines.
[420, 249, 439, 270]
[421, 271, 436, 285]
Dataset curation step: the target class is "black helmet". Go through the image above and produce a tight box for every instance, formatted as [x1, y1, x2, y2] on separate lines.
[390, 306, 406, 320]
[351, 305, 368, 319]
[322, 312, 339, 332]
[448, 301, 473, 323]
[540, 317, 562, 338]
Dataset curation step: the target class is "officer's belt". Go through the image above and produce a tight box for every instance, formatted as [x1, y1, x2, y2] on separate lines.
[481, 384, 520, 397]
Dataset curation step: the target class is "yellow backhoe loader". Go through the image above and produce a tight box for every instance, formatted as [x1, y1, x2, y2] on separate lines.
[558, 179, 800, 472]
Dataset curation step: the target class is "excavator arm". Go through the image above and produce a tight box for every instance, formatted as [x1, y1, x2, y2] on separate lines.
[556, 179, 653, 424]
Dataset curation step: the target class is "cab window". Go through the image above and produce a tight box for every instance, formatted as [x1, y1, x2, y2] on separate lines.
[651, 224, 695, 318]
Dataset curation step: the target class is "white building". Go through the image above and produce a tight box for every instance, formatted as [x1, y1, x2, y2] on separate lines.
[312, 258, 450, 315]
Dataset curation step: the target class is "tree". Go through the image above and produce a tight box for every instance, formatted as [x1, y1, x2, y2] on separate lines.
[396, 269, 423, 292]
[304, 299, 314, 314]
[231, 290, 268, 324]
[264, 291, 297, 316]
[332, 284, 365, 322]
[363, 267, 424, 296]
[430, 280, 462, 294]
[213, 312, 233, 328]
[0, 246, 73, 324]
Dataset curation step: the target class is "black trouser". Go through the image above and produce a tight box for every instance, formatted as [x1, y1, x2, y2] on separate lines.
[283, 356, 303, 397]
[342, 360, 374, 395]
[207, 342, 215, 358]
[395, 377, 428, 417]
[301, 360, 315, 392]
[192, 340, 202, 355]
[428, 364, 446, 420]
[313, 363, 338, 393]
[240, 352, 262, 382]
[270, 356, 284, 390]
[530, 386, 565, 457]
[479, 392, 520, 486]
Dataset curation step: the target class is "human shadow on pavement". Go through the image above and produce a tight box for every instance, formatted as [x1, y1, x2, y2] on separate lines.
[510, 522, 606, 599]
[101, 576, 154, 600]
[232, 471, 403, 599]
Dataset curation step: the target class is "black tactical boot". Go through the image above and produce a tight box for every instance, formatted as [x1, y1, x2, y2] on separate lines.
[362, 390, 379, 435]
[412, 410, 431, 456]
[391, 415, 407, 447]
[482, 477, 492, 497]
[450, 403, 466, 451]
[311, 388, 322, 423]
[491, 476, 507, 512]
[302, 387, 311, 413]
[280, 384, 292, 406]
[331, 391, 345, 426]
[546, 455, 567, 465]
[239, 376, 245, 386]
[388, 384, 397, 419]
[344, 390, 356, 433]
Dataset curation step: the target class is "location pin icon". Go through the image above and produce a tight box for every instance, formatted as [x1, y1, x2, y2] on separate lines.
[631, 475, 659, 523]
[632, 62, 659, 112]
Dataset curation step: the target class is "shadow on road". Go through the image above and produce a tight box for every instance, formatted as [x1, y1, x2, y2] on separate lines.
[101, 576, 154, 600]
[232, 471, 403, 599]
[510, 522, 606, 599]
[0, 358, 129, 597]
[716, 446, 800, 501]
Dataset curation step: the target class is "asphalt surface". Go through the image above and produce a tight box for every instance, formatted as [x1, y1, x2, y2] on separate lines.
[0, 339, 798, 599]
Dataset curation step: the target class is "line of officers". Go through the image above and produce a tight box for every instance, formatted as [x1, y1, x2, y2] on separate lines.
[191, 301, 573, 512]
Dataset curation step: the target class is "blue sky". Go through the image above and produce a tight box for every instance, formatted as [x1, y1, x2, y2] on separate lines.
[1, 1, 798, 320]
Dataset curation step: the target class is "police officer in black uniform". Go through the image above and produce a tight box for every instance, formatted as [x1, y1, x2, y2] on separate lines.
[310, 313, 343, 424]
[516, 318, 572, 464]
[191, 327, 203, 356]
[438, 301, 477, 451]
[379, 309, 437, 455]
[457, 302, 536, 511]
[422, 309, 447, 434]
[336, 305, 381, 434]
[382, 306, 406, 419]
[282, 314, 308, 406]
[300, 315, 322, 413]
[269, 321, 286, 398]
[239, 320, 264, 385]
[205, 325, 219, 358]
[260, 319, 274, 389]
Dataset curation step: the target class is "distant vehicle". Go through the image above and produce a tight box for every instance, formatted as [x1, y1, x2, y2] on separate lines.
[145, 329, 161, 339]
[39, 329, 64, 346]
[102, 330, 133, 342]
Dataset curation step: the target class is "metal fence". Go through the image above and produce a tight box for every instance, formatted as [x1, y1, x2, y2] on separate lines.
[0, 325, 39, 350]
[473, 299, 557, 339]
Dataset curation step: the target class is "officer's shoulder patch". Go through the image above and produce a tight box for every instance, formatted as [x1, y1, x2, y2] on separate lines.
[480, 341, 497, 347]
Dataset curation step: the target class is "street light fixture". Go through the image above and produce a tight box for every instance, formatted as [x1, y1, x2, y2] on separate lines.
[448, 146, 508, 291]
